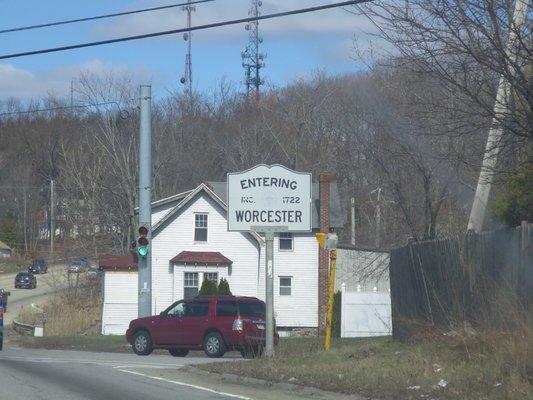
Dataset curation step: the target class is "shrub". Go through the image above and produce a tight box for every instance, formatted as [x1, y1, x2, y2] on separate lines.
[217, 278, 232, 295]
[199, 278, 217, 295]
[332, 290, 341, 338]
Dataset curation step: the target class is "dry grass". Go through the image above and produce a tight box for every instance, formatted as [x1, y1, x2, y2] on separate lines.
[0, 255, 29, 274]
[200, 330, 532, 400]
[14, 334, 130, 353]
[16, 283, 102, 336]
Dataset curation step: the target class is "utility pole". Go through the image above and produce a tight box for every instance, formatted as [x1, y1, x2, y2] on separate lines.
[70, 79, 74, 108]
[241, 0, 265, 100]
[50, 180, 55, 256]
[264, 231, 274, 357]
[180, 0, 195, 93]
[23, 186, 27, 253]
[138, 85, 152, 318]
[350, 197, 356, 246]
[467, 0, 528, 233]
[374, 188, 382, 248]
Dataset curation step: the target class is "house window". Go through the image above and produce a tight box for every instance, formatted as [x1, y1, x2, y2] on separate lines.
[279, 276, 292, 296]
[194, 214, 208, 242]
[279, 233, 293, 251]
[184, 272, 199, 298]
[204, 272, 218, 285]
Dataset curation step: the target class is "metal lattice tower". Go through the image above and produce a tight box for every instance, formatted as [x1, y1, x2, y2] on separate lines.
[180, 0, 195, 92]
[241, 0, 265, 99]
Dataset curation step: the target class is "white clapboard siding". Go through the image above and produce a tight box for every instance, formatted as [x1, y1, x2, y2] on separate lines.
[258, 233, 319, 328]
[340, 283, 392, 337]
[151, 192, 260, 313]
[102, 271, 138, 335]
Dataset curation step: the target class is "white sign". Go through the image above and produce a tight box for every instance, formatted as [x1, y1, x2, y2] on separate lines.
[227, 164, 312, 232]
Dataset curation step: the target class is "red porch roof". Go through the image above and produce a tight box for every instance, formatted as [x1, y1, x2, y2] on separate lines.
[99, 254, 138, 271]
[170, 251, 232, 265]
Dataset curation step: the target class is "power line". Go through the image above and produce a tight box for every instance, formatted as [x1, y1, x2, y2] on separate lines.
[0, 1, 369, 60]
[0, 101, 130, 117]
[0, 0, 216, 34]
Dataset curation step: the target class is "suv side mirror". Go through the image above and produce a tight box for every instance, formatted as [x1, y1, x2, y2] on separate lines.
[159, 311, 166, 318]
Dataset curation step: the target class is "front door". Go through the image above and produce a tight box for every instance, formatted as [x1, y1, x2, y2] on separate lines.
[153, 301, 186, 345]
[180, 300, 210, 345]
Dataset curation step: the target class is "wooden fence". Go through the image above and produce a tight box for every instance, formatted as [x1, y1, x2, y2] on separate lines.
[390, 222, 533, 340]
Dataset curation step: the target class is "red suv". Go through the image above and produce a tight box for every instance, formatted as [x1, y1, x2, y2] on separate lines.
[126, 295, 278, 358]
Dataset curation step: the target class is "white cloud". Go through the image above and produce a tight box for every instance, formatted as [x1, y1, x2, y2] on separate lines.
[0, 60, 153, 100]
[92, 0, 376, 43]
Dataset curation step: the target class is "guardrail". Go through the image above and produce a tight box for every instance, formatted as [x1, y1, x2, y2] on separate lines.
[12, 319, 37, 335]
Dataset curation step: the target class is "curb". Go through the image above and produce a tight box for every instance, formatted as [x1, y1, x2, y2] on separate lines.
[183, 366, 367, 399]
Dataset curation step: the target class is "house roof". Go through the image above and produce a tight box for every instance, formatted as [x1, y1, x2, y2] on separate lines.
[170, 251, 233, 265]
[134, 190, 191, 213]
[99, 254, 138, 271]
[0, 240, 11, 251]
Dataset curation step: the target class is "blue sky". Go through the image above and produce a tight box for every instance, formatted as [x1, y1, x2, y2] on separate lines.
[0, 0, 376, 100]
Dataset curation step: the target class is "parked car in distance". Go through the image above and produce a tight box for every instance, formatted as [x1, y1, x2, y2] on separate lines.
[28, 258, 48, 274]
[14, 272, 37, 289]
[68, 258, 90, 274]
[126, 295, 277, 358]
[0, 289, 8, 312]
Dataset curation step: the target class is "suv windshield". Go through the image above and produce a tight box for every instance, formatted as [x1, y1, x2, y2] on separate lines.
[238, 301, 265, 318]
[32, 259, 45, 266]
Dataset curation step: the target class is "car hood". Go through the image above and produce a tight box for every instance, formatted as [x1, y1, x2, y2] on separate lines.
[130, 315, 161, 327]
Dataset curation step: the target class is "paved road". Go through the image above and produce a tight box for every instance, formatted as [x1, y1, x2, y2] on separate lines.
[0, 265, 68, 324]
[0, 347, 350, 400]
[0, 347, 243, 400]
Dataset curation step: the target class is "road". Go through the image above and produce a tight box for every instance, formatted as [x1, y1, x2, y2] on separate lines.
[0, 347, 240, 400]
[0, 347, 349, 400]
[0, 265, 68, 324]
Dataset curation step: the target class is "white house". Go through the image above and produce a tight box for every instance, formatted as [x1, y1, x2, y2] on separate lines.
[0, 240, 12, 258]
[100, 174, 345, 335]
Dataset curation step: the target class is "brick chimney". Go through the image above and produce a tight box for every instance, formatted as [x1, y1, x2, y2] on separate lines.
[318, 172, 330, 335]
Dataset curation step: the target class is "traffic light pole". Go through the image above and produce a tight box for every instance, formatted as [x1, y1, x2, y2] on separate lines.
[138, 85, 152, 318]
[264, 231, 274, 357]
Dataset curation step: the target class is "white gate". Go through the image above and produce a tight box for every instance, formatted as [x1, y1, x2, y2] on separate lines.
[340, 283, 392, 337]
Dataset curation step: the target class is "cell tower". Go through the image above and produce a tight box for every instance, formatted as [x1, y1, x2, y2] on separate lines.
[241, 0, 266, 100]
[180, 0, 195, 92]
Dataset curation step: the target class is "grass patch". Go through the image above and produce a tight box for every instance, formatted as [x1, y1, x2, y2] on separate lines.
[0, 258, 28, 274]
[199, 334, 532, 400]
[13, 334, 130, 353]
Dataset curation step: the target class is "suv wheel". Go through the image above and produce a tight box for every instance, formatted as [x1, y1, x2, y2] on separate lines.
[169, 348, 189, 357]
[132, 330, 153, 356]
[203, 332, 226, 358]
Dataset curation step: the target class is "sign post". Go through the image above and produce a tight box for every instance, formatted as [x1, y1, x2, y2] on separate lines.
[227, 164, 312, 357]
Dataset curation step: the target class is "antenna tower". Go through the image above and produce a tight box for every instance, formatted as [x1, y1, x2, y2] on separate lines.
[180, 0, 195, 92]
[241, 0, 265, 100]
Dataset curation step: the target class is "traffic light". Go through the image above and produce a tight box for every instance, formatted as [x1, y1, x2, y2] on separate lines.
[137, 225, 150, 257]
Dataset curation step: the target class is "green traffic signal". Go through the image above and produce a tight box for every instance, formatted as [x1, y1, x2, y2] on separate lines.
[138, 246, 149, 257]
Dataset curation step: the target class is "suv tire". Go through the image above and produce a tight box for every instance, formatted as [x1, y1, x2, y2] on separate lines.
[203, 332, 226, 358]
[132, 330, 153, 356]
[169, 348, 189, 357]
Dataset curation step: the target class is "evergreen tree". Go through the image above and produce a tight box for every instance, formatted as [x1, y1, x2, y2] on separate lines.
[0, 217, 21, 250]
[198, 278, 217, 295]
[493, 161, 533, 227]
[217, 278, 232, 295]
